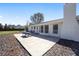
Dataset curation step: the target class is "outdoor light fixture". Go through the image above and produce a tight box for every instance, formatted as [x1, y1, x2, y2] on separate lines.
[76, 16, 79, 24]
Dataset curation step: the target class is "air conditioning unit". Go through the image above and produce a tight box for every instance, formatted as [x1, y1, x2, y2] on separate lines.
[76, 16, 79, 24]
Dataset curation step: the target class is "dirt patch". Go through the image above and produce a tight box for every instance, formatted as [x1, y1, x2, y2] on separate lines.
[0, 34, 30, 56]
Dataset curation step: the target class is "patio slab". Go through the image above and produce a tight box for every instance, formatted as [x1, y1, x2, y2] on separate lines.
[14, 34, 59, 56]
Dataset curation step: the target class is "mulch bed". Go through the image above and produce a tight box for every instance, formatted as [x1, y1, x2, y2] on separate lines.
[0, 34, 79, 56]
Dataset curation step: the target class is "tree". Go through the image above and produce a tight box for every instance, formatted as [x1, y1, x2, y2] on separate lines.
[0, 23, 3, 31]
[24, 25, 28, 32]
[4, 24, 8, 31]
[30, 13, 44, 24]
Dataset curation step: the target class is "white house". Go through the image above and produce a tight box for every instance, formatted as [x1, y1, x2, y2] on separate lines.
[28, 3, 79, 42]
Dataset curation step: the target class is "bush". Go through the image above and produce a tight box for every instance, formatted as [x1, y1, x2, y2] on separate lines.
[0, 23, 24, 31]
[0, 23, 3, 31]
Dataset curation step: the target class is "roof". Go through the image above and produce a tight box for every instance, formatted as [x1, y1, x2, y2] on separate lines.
[30, 15, 79, 26]
[30, 18, 63, 26]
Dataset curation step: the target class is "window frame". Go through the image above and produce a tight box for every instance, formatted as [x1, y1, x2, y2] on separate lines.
[41, 25, 43, 33]
[53, 24, 58, 34]
[45, 25, 49, 33]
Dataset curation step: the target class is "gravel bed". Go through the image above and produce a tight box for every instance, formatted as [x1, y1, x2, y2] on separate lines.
[0, 34, 30, 56]
[44, 39, 79, 56]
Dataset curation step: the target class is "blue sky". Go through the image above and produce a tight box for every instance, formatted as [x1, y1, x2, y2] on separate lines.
[0, 3, 79, 25]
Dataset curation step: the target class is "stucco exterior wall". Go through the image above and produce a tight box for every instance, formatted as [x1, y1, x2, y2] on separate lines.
[29, 20, 63, 37]
[61, 3, 79, 42]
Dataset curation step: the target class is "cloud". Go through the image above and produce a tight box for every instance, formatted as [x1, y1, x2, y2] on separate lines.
[0, 16, 3, 18]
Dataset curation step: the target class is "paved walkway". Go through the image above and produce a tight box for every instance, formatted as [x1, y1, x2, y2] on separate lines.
[14, 33, 59, 56]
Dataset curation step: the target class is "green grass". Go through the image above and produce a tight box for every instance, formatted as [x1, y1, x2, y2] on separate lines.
[0, 31, 21, 35]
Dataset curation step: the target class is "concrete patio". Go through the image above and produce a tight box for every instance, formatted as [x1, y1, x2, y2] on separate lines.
[14, 33, 59, 56]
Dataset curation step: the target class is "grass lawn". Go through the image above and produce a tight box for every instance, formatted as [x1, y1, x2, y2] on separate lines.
[0, 31, 21, 35]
